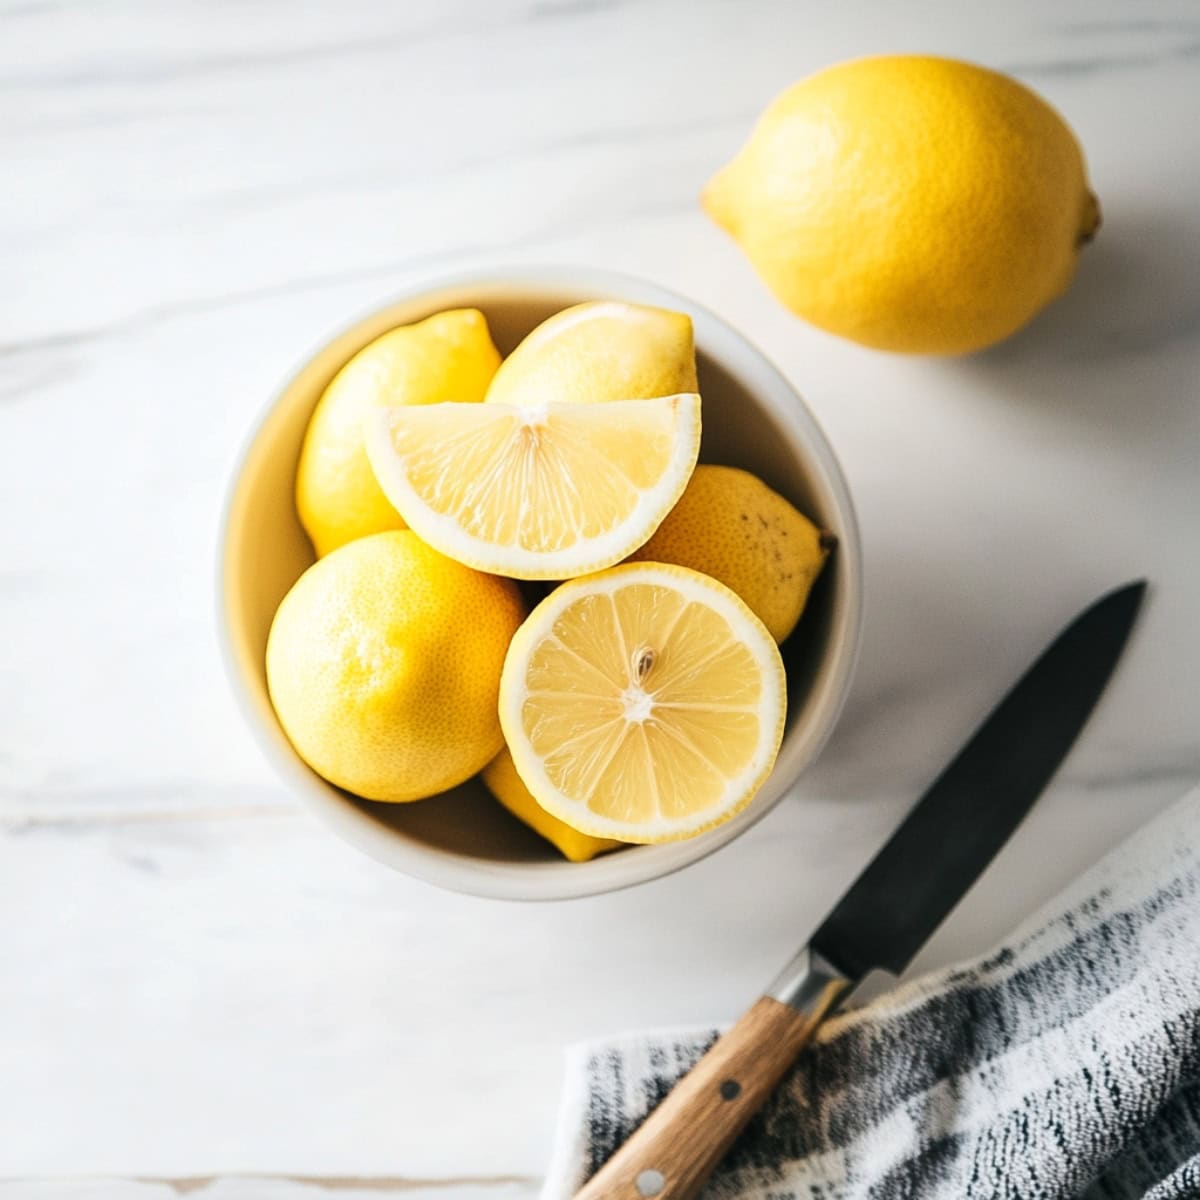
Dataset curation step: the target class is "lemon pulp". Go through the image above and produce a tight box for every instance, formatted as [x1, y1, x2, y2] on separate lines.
[499, 563, 786, 843]
[364, 396, 701, 579]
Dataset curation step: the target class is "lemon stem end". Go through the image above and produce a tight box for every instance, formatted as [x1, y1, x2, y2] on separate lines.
[1077, 190, 1102, 248]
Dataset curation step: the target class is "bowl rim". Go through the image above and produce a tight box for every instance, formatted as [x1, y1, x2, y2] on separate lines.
[217, 264, 863, 901]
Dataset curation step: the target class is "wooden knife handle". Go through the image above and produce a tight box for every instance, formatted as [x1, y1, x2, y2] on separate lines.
[573, 971, 850, 1200]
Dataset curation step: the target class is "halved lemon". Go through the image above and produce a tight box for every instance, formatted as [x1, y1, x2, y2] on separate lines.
[498, 563, 787, 843]
[364, 395, 700, 579]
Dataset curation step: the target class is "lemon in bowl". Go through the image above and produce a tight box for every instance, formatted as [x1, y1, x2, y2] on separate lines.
[295, 308, 501, 557]
[266, 530, 525, 802]
[218, 267, 862, 899]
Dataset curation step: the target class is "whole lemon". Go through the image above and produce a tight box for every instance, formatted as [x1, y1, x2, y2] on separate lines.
[266, 531, 526, 802]
[703, 56, 1100, 354]
[296, 309, 500, 556]
[626, 465, 829, 643]
[485, 301, 697, 407]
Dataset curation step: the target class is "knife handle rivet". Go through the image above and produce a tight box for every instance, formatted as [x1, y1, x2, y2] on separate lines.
[719, 1079, 741, 1101]
[636, 1168, 665, 1196]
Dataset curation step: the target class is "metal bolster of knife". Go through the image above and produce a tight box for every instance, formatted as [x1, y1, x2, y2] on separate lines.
[765, 944, 855, 1018]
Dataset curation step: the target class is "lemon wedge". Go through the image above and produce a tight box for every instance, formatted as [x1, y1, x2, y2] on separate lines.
[364, 395, 701, 580]
[498, 562, 786, 843]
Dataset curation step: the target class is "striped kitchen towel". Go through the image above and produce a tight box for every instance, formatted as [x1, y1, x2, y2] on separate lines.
[542, 783, 1200, 1199]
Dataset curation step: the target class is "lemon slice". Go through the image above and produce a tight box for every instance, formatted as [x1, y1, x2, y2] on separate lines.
[499, 563, 787, 843]
[364, 395, 701, 580]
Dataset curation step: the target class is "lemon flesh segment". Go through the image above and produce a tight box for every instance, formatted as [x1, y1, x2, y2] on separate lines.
[364, 395, 701, 580]
[499, 563, 787, 844]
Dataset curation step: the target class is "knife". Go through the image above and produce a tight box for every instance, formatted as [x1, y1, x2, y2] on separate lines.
[573, 580, 1146, 1200]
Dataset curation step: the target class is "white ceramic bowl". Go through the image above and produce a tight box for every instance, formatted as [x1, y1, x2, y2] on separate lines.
[219, 267, 862, 900]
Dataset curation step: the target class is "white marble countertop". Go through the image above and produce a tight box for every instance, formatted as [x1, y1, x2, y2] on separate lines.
[3, 1, 1199, 1195]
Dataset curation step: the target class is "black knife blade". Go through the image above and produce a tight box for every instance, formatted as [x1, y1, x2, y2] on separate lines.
[810, 579, 1147, 981]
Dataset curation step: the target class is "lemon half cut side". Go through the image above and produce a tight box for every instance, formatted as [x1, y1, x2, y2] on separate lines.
[364, 395, 701, 580]
[499, 562, 787, 844]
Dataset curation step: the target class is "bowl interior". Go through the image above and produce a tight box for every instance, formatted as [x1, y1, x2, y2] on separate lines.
[221, 271, 860, 898]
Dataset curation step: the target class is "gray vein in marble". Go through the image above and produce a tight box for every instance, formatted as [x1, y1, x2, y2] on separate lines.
[0, 0, 151, 11]
[0, 250, 480, 380]
[999, 38, 1200, 79]
[0, 351, 80, 403]
[805, 736, 1200, 811]
[1071, 759, 1200, 794]
[0, 31, 495, 90]
[206, 113, 750, 214]
[0, 569, 63, 595]
[0, 327, 97, 359]
[0, 109, 739, 232]
[527, 0, 627, 19]
[1059, 18, 1200, 36]
[0, 197, 692, 380]
[0, 0, 64, 14]
[1, 788, 292, 827]
[6, 759, 1197, 832]
[5, 103, 230, 139]
[0, 0, 635, 91]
